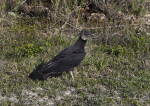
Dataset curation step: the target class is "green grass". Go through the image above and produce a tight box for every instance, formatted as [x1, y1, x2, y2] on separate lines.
[0, 23, 149, 105]
[0, 0, 150, 105]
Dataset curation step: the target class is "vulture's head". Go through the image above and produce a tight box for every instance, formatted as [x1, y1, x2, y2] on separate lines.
[80, 29, 93, 41]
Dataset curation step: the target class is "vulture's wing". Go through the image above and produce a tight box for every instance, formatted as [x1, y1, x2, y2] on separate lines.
[38, 47, 85, 80]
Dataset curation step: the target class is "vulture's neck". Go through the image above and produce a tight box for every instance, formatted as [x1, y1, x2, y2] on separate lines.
[74, 37, 87, 49]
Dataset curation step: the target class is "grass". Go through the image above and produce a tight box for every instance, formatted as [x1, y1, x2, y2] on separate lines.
[0, 0, 150, 105]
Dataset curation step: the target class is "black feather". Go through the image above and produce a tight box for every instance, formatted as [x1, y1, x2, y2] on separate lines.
[29, 29, 92, 80]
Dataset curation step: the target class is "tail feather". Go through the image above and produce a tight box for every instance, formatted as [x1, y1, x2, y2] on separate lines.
[28, 62, 45, 80]
[39, 73, 50, 80]
[28, 70, 41, 80]
[28, 62, 63, 80]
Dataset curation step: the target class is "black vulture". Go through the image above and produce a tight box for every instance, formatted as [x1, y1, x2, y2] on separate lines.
[29, 29, 93, 80]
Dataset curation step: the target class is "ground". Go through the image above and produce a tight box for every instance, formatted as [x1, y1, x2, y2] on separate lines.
[0, 0, 150, 105]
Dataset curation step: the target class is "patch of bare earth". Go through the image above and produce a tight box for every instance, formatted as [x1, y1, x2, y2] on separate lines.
[0, 92, 18, 103]
[20, 87, 77, 105]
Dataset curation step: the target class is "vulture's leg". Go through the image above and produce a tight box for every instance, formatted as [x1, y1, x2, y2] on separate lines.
[70, 71, 74, 81]
[65, 73, 68, 80]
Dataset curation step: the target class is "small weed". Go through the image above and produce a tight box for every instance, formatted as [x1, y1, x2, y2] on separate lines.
[16, 43, 44, 57]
